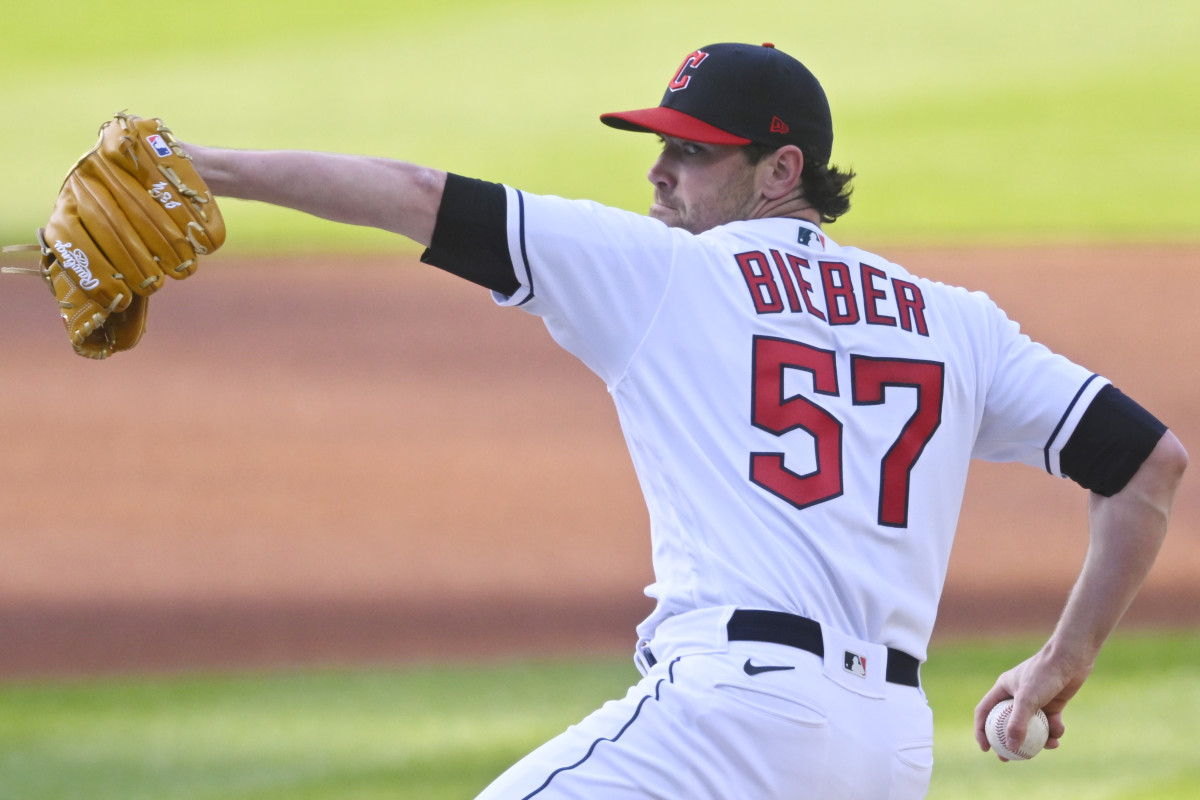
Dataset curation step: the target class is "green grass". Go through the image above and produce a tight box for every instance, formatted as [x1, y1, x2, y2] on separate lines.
[923, 631, 1200, 799]
[0, 631, 1197, 799]
[0, 659, 623, 800]
[2, 0, 1196, 251]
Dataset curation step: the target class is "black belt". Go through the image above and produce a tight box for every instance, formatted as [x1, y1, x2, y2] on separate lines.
[643, 610, 921, 688]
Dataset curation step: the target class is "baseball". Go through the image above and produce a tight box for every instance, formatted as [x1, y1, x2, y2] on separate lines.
[985, 699, 1049, 760]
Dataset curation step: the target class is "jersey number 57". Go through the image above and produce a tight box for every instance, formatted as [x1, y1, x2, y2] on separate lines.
[750, 336, 945, 528]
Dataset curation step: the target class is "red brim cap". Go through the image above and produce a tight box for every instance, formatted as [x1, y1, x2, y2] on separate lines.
[600, 44, 834, 162]
[600, 106, 752, 146]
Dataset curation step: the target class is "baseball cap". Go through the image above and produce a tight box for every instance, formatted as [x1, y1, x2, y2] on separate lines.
[600, 42, 834, 164]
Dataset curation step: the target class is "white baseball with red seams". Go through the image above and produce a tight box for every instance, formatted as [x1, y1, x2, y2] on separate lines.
[986, 699, 1050, 760]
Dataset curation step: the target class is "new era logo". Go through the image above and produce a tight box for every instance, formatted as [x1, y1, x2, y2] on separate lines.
[844, 651, 867, 678]
[146, 134, 172, 158]
[770, 116, 790, 134]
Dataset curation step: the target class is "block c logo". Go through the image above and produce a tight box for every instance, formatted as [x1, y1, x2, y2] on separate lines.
[668, 49, 709, 91]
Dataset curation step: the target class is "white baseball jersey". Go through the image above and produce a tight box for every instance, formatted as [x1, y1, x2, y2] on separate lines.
[493, 188, 1104, 662]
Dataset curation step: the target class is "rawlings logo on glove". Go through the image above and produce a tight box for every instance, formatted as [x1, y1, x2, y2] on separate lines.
[53, 240, 100, 290]
[3, 112, 224, 359]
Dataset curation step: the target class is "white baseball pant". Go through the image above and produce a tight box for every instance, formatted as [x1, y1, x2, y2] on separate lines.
[474, 607, 934, 799]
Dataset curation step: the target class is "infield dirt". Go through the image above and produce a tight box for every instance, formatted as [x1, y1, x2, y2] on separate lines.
[1, 245, 1196, 677]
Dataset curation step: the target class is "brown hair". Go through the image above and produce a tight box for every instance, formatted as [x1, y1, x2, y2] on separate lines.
[744, 144, 855, 224]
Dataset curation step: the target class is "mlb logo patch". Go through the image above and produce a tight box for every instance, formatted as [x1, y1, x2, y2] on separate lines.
[843, 651, 867, 679]
[146, 134, 172, 158]
[796, 228, 827, 249]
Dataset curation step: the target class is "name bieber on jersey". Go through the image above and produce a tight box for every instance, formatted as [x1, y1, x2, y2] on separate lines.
[736, 249, 929, 335]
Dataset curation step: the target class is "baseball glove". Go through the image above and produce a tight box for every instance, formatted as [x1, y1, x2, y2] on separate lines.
[2, 112, 224, 358]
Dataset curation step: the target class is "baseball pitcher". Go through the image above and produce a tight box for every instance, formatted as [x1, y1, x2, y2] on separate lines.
[12, 42, 1186, 799]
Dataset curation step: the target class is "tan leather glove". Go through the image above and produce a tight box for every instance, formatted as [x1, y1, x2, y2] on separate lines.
[4, 112, 224, 358]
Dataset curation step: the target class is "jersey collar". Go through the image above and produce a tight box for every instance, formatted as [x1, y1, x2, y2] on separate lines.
[712, 216, 833, 251]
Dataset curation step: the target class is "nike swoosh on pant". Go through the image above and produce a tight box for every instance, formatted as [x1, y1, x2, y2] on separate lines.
[743, 659, 796, 676]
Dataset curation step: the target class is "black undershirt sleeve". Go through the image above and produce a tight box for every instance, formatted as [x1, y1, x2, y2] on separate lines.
[1059, 384, 1167, 496]
[419, 173, 519, 296]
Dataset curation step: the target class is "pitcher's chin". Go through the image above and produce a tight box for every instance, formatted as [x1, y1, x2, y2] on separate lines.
[649, 203, 680, 227]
